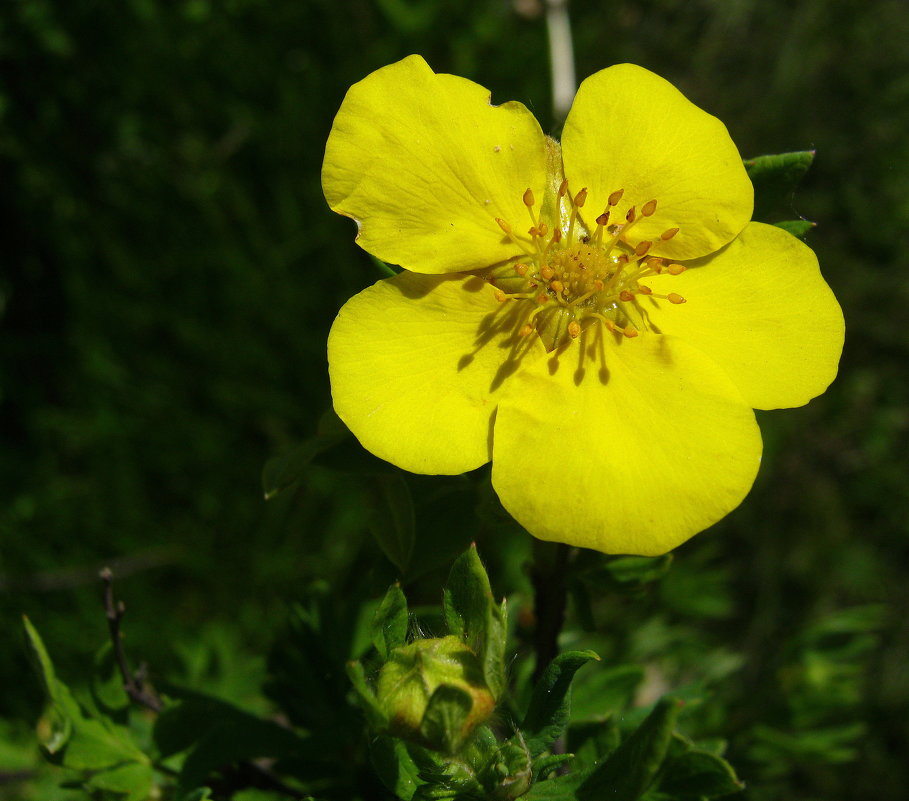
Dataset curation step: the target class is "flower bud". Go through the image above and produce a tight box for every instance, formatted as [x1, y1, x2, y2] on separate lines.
[376, 636, 495, 753]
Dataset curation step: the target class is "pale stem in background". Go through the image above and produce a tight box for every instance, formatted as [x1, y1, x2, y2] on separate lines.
[545, 0, 577, 120]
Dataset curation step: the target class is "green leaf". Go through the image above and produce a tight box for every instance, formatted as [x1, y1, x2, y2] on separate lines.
[366, 473, 415, 574]
[533, 752, 575, 781]
[567, 719, 621, 771]
[370, 736, 424, 801]
[524, 769, 590, 800]
[568, 664, 645, 722]
[84, 760, 155, 801]
[521, 650, 600, 758]
[658, 748, 745, 799]
[578, 697, 681, 800]
[23, 617, 148, 771]
[774, 219, 816, 238]
[744, 151, 815, 221]
[420, 684, 473, 755]
[442, 545, 508, 698]
[575, 554, 673, 594]
[372, 583, 409, 659]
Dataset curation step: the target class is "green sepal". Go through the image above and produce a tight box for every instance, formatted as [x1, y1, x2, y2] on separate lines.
[366, 473, 416, 575]
[419, 685, 474, 756]
[577, 696, 681, 800]
[744, 150, 815, 221]
[774, 219, 816, 238]
[372, 583, 409, 659]
[345, 660, 387, 729]
[443, 545, 508, 699]
[369, 252, 402, 277]
[521, 650, 600, 758]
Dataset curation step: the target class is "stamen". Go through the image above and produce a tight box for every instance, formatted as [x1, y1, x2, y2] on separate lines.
[641, 199, 658, 217]
[625, 206, 636, 223]
[523, 188, 535, 207]
[619, 290, 634, 302]
[608, 188, 624, 206]
[661, 227, 680, 240]
[623, 325, 639, 338]
[574, 188, 588, 208]
[495, 217, 511, 234]
[667, 263, 686, 275]
[668, 293, 686, 304]
[567, 320, 582, 339]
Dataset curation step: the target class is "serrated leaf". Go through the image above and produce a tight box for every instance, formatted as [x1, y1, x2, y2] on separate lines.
[578, 697, 680, 800]
[442, 546, 507, 698]
[774, 219, 816, 238]
[366, 473, 415, 574]
[658, 748, 745, 799]
[522, 650, 600, 758]
[372, 583, 409, 659]
[420, 685, 473, 755]
[370, 736, 424, 801]
[744, 151, 815, 221]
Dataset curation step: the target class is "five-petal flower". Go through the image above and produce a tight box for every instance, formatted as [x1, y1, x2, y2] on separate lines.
[322, 55, 844, 555]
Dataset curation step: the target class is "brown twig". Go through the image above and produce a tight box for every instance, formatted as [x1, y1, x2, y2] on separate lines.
[99, 567, 163, 713]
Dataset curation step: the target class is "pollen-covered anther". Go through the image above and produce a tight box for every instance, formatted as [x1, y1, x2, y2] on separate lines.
[535, 293, 549, 305]
[515, 263, 528, 276]
[667, 263, 686, 275]
[495, 217, 511, 234]
[634, 240, 652, 257]
[626, 206, 636, 223]
[595, 211, 610, 226]
[553, 228, 563, 243]
[661, 227, 680, 240]
[619, 290, 634, 302]
[558, 179, 569, 198]
[608, 188, 624, 206]
[518, 324, 534, 337]
[550, 280, 565, 294]
[642, 199, 658, 217]
[668, 293, 686, 304]
[537, 223, 548, 238]
[540, 265, 555, 280]
[623, 325, 639, 338]
[574, 188, 588, 207]
[646, 257, 664, 273]
[638, 285, 653, 295]
[523, 188, 535, 207]
[494, 289, 508, 302]
[567, 320, 582, 339]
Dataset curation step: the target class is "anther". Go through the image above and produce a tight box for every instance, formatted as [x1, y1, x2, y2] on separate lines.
[593, 279, 605, 291]
[595, 211, 610, 226]
[623, 325, 639, 338]
[646, 257, 664, 273]
[496, 218, 512, 234]
[608, 188, 624, 206]
[523, 188, 535, 207]
[668, 293, 686, 304]
[553, 228, 563, 243]
[536, 293, 549, 305]
[638, 285, 653, 295]
[634, 240, 652, 257]
[541, 265, 555, 280]
[642, 199, 658, 217]
[568, 320, 582, 339]
[550, 280, 565, 295]
[538, 222, 548, 238]
[558, 179, 569, 198]
[519, 324, 534, 337]
[494, 289, 508, 302]
[515, 263, 528, 276]
[619, 290, 634, 302]
[667, 263, 686, 275]
[574, 188, 588, 207]
[661, 227, 680, 240]
[625, 206, 636, 223]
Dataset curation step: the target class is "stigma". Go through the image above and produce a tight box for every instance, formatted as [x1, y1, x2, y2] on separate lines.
[486, 184, 686, 351]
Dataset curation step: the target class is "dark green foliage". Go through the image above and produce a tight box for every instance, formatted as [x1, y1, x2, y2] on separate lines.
[2, 0, 906, 799]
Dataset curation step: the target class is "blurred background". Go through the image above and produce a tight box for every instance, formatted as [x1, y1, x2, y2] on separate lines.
[1, 0, 906, 799]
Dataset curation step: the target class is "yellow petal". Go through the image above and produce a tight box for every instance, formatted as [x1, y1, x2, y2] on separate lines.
[322, 55, 548, 274]
[562, 64, 753, 260]
[328, 272, 546, 474]
[641, 222, 844, 410]
[491, 334, 761, 555]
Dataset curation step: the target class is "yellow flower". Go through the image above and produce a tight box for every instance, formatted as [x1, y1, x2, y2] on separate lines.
[322, 56, 844, 556]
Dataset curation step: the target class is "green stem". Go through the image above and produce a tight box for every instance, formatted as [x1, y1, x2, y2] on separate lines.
[530, 540, 571, 684]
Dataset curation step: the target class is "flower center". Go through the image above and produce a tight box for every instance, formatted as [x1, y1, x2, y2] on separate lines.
[485, 183, 687, 351]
